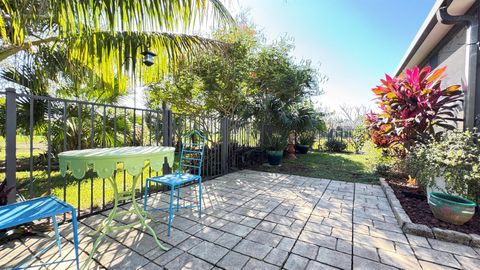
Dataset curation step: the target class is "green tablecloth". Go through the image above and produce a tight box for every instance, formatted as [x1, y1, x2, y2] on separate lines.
[59, 146, 175, 179]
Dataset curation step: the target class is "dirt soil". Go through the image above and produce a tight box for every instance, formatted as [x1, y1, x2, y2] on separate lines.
[387, 177, 480, 235]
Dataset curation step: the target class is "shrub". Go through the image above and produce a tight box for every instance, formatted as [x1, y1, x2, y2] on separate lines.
[298, 132, 316, 146]
[265, 133, 288, 151]
[350, 123, 367, 154]
[366, 66, 463, 152]
[374, 163, 392, 177]
[324, 139, 347, 152]
[413, 130, 480, 201]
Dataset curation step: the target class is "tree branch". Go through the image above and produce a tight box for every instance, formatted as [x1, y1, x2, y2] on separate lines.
[0, 36, 59, 62]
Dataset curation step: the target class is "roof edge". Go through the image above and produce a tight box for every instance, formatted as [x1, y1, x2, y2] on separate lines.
[395, 0, 445, 76]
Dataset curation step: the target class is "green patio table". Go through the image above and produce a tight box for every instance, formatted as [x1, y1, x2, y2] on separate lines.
[59, 146, 175, 269]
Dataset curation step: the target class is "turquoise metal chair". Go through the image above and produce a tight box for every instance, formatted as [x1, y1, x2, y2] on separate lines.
[144, 130, 205, 236]
[0, 196, 80, 269]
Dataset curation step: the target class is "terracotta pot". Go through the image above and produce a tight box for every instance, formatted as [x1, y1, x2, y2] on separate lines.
[286, 143, 296, 159]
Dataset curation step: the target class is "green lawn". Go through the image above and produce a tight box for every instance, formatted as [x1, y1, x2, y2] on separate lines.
[1, 168, 167, 211]
[0, 135, 47, 159]
[0, 158, 181, 212]
[255, 151, 379, 184]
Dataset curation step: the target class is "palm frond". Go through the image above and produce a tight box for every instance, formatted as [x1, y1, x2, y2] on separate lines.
[65, 31, 226, 91]
[1, 0, 234, 48]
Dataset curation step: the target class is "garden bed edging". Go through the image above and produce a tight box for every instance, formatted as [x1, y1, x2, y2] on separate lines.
[379, 178, 480, 247]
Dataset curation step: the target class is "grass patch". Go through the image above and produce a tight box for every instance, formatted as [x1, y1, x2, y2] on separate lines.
[1, 168, 167, 211]
[255, 151, 379, 184]
[1, 158, 181, 212]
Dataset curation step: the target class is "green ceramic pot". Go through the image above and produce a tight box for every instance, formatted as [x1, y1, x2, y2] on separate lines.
[266, 150, 283, 166]
[428, 192, 476, 225]
[295, 144, 309, 154]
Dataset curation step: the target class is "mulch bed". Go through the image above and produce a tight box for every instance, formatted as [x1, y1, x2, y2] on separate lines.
[387, 176, 480, 235]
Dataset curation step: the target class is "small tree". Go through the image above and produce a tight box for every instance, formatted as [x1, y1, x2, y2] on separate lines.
[351, 123, 367, 154]
[366, 66, 463, 152]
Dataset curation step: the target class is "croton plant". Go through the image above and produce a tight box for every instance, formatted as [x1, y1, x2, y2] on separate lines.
[366, 66, 463, 152]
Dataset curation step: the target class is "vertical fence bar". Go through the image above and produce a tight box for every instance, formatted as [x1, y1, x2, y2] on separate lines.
[133, 108, 136, 146]
[163, 109, 171, 146]
[47, 100, 52, 195]
[63, 102, 68, 214]
[5, 88, 17, 204]
[29, 98, 34, 199]
[102, 105, 107, 206]
[113, 108, 117, 147]
[90, 105, 95, 213]
[77, 103, 82, 216]
[123, 109, 127, 193]
[221, 118, 229, 175]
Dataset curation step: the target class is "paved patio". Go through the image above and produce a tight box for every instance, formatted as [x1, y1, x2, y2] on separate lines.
[1, 170, 480, 269]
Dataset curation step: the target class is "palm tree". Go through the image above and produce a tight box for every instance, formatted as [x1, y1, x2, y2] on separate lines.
[0, 0, 234, 92]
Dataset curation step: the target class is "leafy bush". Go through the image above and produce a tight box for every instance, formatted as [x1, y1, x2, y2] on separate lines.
[298, 132, 316, 146]
[366, 66, 463, 152]
[374, 163, 392, 177]
[413, 130, 480, 201]
[350, 123, 367, 154]
[265, 133, 288, 151]
[324, 139, 347, 152]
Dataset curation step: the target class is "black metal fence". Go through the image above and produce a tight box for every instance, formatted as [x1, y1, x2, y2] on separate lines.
[1, 88, 260, 218]
[314, 128, 353, 150]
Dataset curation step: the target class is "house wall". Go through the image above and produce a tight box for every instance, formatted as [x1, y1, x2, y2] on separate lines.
[422, 26, 466, 129]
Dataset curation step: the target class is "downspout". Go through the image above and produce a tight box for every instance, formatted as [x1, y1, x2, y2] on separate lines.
[437, 1, 479, 130]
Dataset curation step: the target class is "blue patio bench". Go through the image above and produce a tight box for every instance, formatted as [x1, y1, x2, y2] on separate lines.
[144, 130, 205, 236]
[0, 196, 80, 270]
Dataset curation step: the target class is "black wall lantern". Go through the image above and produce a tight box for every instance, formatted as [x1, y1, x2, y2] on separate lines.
[141, 50, 156, 66]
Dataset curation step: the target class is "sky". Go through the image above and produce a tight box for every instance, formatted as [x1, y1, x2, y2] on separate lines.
[229, 0, 437, 111]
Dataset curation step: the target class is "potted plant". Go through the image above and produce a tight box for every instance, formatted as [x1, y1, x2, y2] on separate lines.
[414, 130, 480, 225]
[296, 132, 315, 154]
[265, 133, 287, 166]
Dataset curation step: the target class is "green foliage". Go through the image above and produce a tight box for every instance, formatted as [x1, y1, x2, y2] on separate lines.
[284, 103, 324, 135]
[361, 140, 395, 173]
[250, 40, 325, 132]
[1, 0, 233, 95]
[374, 163, 392, 177]
[148, 25, 258, 117]
[298, 132, 316, 146]
[264, 133, 288, 151]
[350, 123, 368, 154]
[324, 139, 347, 153]
[413, 130, 480, 200]
[147, 24, 326, 129]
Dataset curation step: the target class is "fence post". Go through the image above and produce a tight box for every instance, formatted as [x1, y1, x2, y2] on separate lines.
[162, 108, 173, 175]
[221, 118, 229, 175]
[5, 88, 17, 204]
[162, 108, 172, 147]
[260, 123, 265, 147]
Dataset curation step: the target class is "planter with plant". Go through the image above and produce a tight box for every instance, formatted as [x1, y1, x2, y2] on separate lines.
[413, 130, 479, 225]
[296, 132, 315, 154]
[265, 134, 287, 166]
